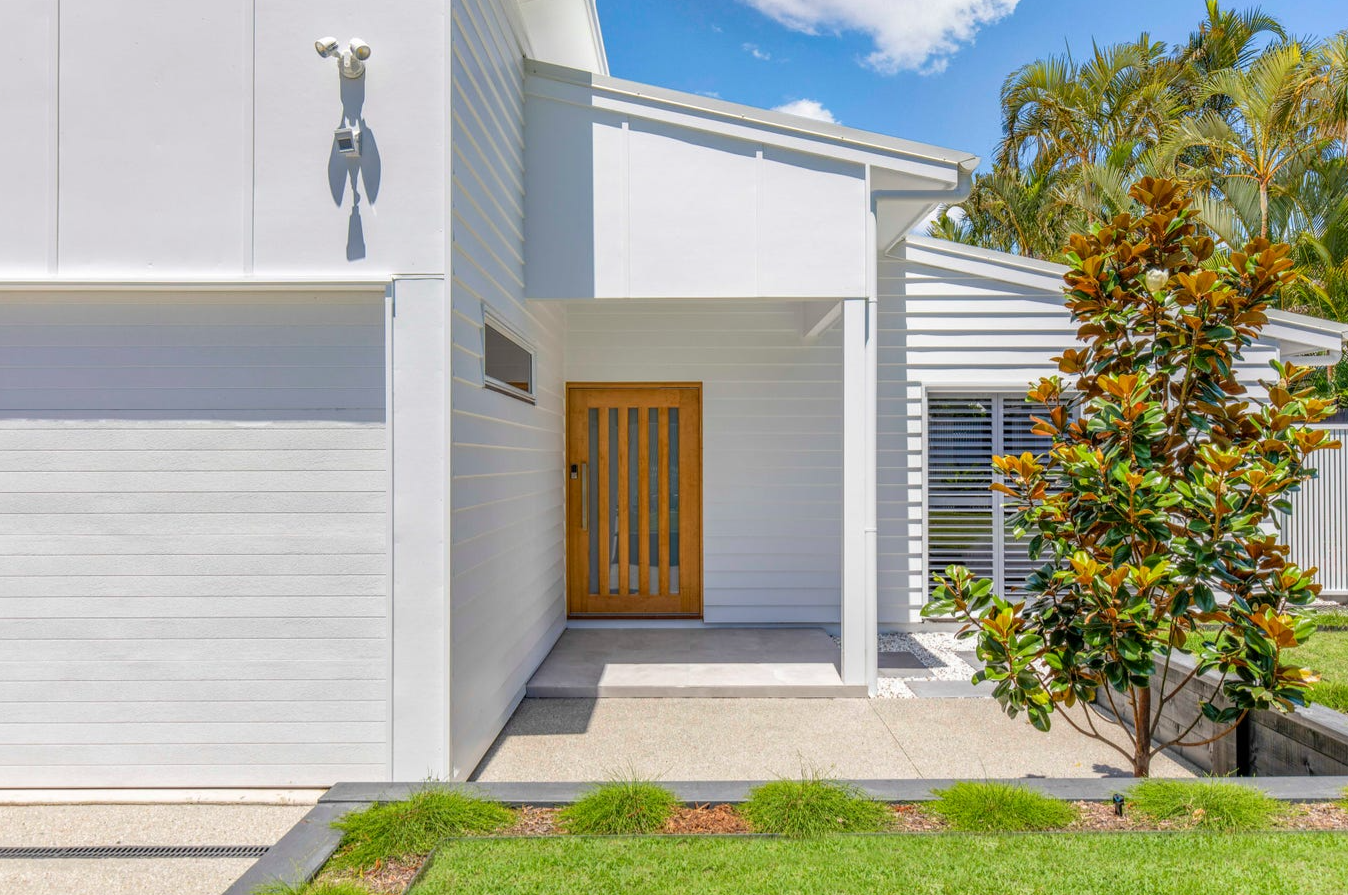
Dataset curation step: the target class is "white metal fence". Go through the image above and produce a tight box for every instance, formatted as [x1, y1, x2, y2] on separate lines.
[1284, 426, 1348, 599]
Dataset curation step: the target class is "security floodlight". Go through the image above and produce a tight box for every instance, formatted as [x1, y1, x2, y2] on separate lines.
[315, 35, 371, 78]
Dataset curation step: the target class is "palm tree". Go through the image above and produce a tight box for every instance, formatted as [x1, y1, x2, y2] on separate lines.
[1159, 42, 1327, 239]
[998, 37, 1180, 176]
[927, 167, 1081, 261]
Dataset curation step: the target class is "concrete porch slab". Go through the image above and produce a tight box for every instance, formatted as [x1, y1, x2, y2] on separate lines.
[525, 627, 867, 698]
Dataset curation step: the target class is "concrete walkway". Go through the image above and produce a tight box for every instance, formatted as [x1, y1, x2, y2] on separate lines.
[0, 804, 311, 895]
[527, 628, 865, 697]
[472, 697, 1196, 781]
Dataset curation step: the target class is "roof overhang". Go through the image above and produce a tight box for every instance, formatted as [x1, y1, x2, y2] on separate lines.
[515, 0, 608, 75]
[527, 61, 978, 182]
[899, 235, 1348, 367]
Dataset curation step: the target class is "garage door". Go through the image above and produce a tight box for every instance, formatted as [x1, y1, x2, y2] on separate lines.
[0, 291, 388, 786]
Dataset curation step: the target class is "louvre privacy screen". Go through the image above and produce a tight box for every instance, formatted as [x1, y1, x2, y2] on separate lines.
[1284, 424, 1348, 599]
[926, 394, 1046, 598]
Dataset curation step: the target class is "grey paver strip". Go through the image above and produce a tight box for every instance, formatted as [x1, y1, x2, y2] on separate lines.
[223, 802, 352, 895]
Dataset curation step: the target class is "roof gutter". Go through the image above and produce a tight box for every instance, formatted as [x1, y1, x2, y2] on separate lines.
[871, 163, 977, 255]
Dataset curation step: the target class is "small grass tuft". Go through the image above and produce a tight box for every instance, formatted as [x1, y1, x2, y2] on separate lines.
[557, 778, 679, 835]
[925, 781, 1077, 832]
[1127, 779, 1286, 831]
[739, 774, 891, 837]
[253, 880, 370, 895]
[329, 789, 514, 871]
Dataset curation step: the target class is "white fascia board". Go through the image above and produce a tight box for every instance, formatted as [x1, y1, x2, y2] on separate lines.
[899, 235, 1069, 292]
[525, 60, 978, 181]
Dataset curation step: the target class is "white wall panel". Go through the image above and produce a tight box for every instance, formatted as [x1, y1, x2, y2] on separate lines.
[0, 293, 387, 787]
[252, 0, 446, 274]
[0, 0, 57, 274]
[524, 75, 869, 299]
[57, 1, 252, 275]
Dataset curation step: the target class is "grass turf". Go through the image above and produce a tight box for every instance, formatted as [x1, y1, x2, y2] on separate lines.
[1126, 779, 1287, 831]
[926, 781, 1078, 831]
[408, 833, 1348, 895]
[1287, 625, 1348, 713]
[738, 777, 891, 837]
[557, 780, 679, 835]
[328, 789, 514, 871]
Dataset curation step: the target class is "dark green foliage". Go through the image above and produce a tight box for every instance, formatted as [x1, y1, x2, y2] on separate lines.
[556, 779, 678, 835]
[739, 776, 890, 837]
[329, 789, 514, 871]
[926, 781, 1078, 832]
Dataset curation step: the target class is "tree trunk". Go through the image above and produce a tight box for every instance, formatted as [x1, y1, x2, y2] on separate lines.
[1133, 685, 1153, 777]
[1259, 181, 1269, 241]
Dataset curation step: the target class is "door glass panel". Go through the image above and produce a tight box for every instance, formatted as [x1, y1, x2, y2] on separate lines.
[669, 407, 680, 595]
[607, 408, 619, 596]
[587, 408, 599, 594]
[627, 408, 639, 595]
[649, 409, 660, 587]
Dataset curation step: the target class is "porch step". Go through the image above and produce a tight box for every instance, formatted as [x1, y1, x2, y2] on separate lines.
[525, 628, 868, 698]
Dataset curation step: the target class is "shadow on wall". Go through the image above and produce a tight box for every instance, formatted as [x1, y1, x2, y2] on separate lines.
[327, 74, 382, 261]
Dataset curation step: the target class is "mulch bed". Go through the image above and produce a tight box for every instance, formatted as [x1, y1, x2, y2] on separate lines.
[317, 855, 429, 894]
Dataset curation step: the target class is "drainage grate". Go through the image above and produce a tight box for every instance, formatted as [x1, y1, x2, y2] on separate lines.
[0, 845, 270, 859]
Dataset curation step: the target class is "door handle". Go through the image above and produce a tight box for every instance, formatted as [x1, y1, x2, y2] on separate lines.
[580, 462, 588, 531]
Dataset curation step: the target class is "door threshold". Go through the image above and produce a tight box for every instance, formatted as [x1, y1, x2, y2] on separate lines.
[567, 617, 707, 629]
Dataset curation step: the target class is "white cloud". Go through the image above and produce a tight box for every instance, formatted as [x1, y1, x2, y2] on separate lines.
[742, 42, 772, 61]
[773, 98, 838, 124]
[740, 0, 1019, 74]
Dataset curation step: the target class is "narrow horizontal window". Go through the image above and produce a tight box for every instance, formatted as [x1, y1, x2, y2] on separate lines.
[483, 319, 535, 403]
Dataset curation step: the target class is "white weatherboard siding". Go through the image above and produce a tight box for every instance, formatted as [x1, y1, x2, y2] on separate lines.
[0, 292, 387, 787]
[882, 239, 1284, 623]
[448, 0, 566, 780]
[565, 301, 845, 625]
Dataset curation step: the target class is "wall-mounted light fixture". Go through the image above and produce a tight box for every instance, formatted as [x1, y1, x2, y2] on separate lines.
[315, 36, 372, 79]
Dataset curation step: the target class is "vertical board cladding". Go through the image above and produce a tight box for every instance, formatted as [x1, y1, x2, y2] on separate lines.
[565, 300, 844, 625]
[448, 0, 566, 780]
[881, 241, 1284, 624]
[0, 291, 388, 787]
[1284, 426, 1348, 598]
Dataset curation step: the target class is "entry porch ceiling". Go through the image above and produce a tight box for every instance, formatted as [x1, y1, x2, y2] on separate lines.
[524, 62, 977, 302]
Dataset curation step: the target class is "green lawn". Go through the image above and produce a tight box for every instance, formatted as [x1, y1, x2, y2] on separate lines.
[410, 833, 1348, 895]
[1289, 621, 1348, 713]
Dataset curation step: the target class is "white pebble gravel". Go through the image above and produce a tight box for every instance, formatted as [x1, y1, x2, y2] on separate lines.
[833, 631, 983, 699]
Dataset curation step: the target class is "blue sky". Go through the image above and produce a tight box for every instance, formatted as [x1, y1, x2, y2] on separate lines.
[595, 1, 1339, 170]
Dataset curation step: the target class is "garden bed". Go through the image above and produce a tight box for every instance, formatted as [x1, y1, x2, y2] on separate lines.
[266, 779, 1348, 895]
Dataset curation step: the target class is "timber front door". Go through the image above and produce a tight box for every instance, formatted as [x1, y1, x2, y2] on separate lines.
[565, 384, 702, 616]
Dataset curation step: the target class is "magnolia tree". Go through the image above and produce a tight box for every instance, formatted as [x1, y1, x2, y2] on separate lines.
[923, 178, 1341, 777]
